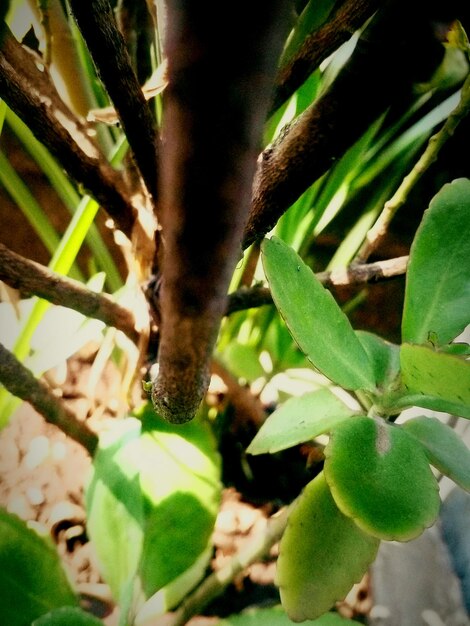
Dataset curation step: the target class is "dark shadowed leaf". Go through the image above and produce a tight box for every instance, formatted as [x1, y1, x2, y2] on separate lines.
[0, 508, 77, 626]
[32, 606, 103, 625]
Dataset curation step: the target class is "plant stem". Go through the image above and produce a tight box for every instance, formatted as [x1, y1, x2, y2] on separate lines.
[0, 343, 98, 454]
[0, 24, 137, 238]
[162, 502, 294, 626]
[0, 244, 139, 343]
[242, 2, 449, 248]
[355, 71, 470, 263]
[225, 255, 409, 316]
[271, 0, 381, 115]
[68, 0, 160, 206]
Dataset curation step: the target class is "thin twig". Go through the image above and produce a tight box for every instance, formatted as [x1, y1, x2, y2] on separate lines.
[0, 343, 98, 455]
[270, 0, 381, 115]
[211, 359, 266, 428]
[242, 2, 449, 248]
[68, 0, 160, 206]
[355, 71, 470, 263]
[0, 25, 136, 238]
[157, 502, 294, 626]
[225, 255, 409, 316]
[0, 244, 139, 343]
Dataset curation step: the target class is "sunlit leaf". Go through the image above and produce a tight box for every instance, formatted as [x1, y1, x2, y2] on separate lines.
[247, 388, 355, 455]
[324, 416, 440, 540]
[220, 341, 265, 382]
[276, 473, 379, 622]
[400, 344, 470, 419]
[261, 237, 375, 391]
[403, 416, 470, 492]
[402, 178, 470, 345]
[0, 508, 77, 625]
[85, 419, 144, 606]
[85, 406, 221, 615]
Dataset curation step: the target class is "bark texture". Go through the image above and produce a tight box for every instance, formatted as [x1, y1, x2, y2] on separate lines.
[151, 1, 291, 422]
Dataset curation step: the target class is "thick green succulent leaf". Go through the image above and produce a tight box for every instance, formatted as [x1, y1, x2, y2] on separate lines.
[85, 405, 221, 614]
[402, 178, 470, 345]
[247, 388, 355, 455]
[324, 417, 440, 541]
[218, 604, 362, 625]
[400, 344, 470, 418]
[355, 331, 400, 390]
[32, 607, 103, 625]
[276, 473, 379, 622]
[403, 416, 470, 492]
[261, 237, 375, 391]
[0, 508, 77, 626]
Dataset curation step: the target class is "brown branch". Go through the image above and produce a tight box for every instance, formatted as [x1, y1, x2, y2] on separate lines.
[151, 1, 291, 424]
[225, 255, 409, 315]
[0, 343, 98, 455]
[270, 0, 381, 115]
[0, 25, 136, 238]
[211, 359, 266, 428]
[243, 0, 446, 248]
[0, 244, 140, 343]
[68, 0, 160, 206]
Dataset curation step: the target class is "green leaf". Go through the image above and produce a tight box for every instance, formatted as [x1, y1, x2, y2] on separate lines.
[276, 473, 379, 622]
[402, 178, 470, 345]
[32, 606, 103, 625]
[403, 416, 470, 492]
[85, 419, 144, 606]
[261, 237, 375, 391]
[220, 341, 265, 382]
[356, 331, 400, 390]
[324, 416, 440, 541]
[0, 508, 77, 626]
[400, 344, 470, 418]
[246, 388, 355, 455]
[85, 405, 221, 614]
[217, 604, 363, 625]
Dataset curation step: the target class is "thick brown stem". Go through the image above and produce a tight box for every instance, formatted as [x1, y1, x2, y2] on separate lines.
[152, 1, 291, 423]
[0, 343, 98, 455]
[0, 26, 136, 238]
[68, 0, 160, 206]
[243, 0, 445, 248]
[0, 244, 139, 343]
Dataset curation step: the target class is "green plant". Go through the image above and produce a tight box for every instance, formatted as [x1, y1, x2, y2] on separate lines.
[248, 178, 470, 620]
[1, 1, 470, 625]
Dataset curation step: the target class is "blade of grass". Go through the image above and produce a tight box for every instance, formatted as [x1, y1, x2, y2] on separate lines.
[6, 107, 124, 291]
[0, 98, 6, 132]
[0, 150, 83, 280]
[0, 135, 129, 423]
